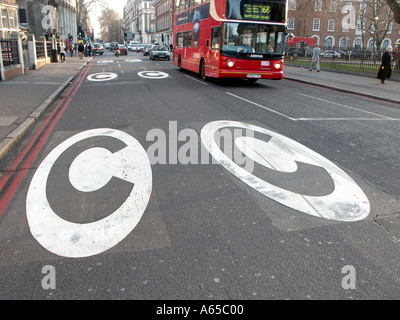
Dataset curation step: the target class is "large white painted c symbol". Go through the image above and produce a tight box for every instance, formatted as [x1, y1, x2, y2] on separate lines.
[201, 121, 370, 222]
[26, 129, 152, 258]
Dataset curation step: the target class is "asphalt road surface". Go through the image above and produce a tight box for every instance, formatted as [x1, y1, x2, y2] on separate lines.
[0, 50, 399, 303]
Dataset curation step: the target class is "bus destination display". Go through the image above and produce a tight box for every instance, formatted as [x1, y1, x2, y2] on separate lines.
[243, 4, 271, 21]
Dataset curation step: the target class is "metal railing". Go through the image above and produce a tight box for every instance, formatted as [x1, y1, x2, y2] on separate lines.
[1, 39, 20, 67]
[285, 47, 400, 80]
[35, 40, 46, 59]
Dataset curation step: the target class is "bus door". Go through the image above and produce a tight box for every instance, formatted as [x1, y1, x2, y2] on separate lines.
[209, 27, 221, 73]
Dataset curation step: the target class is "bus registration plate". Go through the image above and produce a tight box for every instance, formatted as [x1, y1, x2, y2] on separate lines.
[247, 74, 261, 79]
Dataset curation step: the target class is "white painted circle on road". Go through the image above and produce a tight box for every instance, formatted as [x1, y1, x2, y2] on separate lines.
[26, 129, 152, 258]
[201, 121, 370, 222]
[87, 72, 118, 82]
[138, 71, 169, 79]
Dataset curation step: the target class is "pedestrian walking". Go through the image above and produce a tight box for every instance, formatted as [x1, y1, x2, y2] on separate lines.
[377, 46, 393, 84]
[59, 41, 66, 62]
[68, 43, 73, 57]
[78, 42, 84, 60]
[309, 44, 321, 72]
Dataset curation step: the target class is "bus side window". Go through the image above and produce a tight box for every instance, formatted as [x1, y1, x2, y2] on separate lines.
[211, 27, 220, 50]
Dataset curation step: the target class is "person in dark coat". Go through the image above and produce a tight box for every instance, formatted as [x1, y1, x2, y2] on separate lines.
[377, 46, 393, 84]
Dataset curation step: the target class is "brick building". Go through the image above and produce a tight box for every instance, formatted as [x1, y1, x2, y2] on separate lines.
[287, 0, 400, 50]
[153, 0, 173, 46]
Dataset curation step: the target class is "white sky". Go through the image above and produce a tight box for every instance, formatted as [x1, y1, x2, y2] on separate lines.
[90, 0, 127, 38]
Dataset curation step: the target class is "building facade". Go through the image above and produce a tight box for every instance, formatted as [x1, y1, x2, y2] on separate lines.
[124, 0, 156, 44]
[0, 0, 19, 39]
[153, 0, 173, 46]
[288, 0, 400, 50]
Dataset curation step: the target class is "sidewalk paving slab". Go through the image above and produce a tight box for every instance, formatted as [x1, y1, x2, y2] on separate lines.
[0, 56, 92, 161]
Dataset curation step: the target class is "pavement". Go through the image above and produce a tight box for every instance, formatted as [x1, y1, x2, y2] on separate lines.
[0, 57, 398, 162]
[0, 55, 92, 161]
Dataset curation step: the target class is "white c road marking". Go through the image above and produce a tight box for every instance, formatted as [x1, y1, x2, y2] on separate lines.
[87, 72, 118, 82]
[26, 129, 152, 258]
[201, 121, 370, 222]
[138, 71, 169, 79]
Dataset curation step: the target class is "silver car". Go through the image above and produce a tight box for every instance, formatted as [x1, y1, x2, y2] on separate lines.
[149, 45, 171, 61]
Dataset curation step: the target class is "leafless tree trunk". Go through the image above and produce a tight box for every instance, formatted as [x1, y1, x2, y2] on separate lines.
[386, 0, 400, 23]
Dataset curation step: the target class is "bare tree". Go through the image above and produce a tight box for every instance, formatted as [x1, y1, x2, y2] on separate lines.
[386, 0, 400, 23]
[98, 7, 123, 43]
[76, 0, 105, 30]
[358, 0, 395, 52]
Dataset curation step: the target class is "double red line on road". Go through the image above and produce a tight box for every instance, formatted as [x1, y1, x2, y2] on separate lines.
[0, 59, 95, 217]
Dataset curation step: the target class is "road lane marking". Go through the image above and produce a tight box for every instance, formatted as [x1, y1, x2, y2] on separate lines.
[226, 92, 296, 120]
[185, 75, 208, 85]
[299, 93, 396, 120]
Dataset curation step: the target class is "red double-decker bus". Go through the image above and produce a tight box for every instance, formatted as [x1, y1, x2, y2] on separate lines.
[173, 0, 287, 82]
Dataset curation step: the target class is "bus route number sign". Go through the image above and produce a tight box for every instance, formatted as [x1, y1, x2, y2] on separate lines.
[243, 4, 271, 21]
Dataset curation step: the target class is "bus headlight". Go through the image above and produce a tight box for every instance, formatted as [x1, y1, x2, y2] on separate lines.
[274, 63, 281, 69]
[228, 61, 234, 68]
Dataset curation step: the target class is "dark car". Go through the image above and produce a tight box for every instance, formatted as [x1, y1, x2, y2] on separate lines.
[149, 45, 171, 60]
[286, 47, 306, 57]
[143, 44, 154, 56]
[118, 44, 128, 55]
[92, 43, 104, 55]
[344, 50, 372, 60]
[110, 42, 118, 51]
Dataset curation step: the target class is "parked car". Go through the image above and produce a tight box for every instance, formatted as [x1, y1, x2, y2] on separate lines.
[149, 45, 171, 60]
[104, 43, 110, 50]
[143, 44, 154, 56]
[285, 47, 313, 57]
[321, 50, 342, 58]
[344, 50, 372, 60]
[118, 44, 128, 55]
[92, 43, 104, 55]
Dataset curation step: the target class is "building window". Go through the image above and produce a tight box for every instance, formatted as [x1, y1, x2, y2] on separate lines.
[386, 22, 393, 35]
[1, 9, 9, 29]
[287, 18, 295, 30]
[324, 36, 334, 49]
[339, 37, 349, 50]
[315, 1, 322, 12]
[289, 0, 296, 10]
[381, 39, 391, 51]
[330, 2, 337, 12]
[327, 19, 335, 32]
[313, 19, 320, 31]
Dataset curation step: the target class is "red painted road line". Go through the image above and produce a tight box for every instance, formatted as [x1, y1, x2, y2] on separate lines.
[0, 60, 93, 217]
